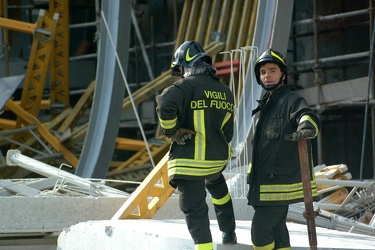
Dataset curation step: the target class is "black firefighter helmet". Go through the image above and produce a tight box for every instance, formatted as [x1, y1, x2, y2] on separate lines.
[170, 41, 212, 76]
[254, 49, 288, 91]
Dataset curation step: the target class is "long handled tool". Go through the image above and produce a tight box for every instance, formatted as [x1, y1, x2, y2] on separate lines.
[297, 138, 318, 250]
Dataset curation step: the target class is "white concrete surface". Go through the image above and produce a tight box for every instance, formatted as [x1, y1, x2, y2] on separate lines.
[2, 196, 375, 250]
[57, 219, 375, 250]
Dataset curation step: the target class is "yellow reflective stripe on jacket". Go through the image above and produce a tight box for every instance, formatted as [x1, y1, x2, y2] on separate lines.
[253, 241, 275, 250]
[159, 117, 177, 129]
[260, 181, 318, 201]
[300, 115, 319, 136]
[194, 109, 206, 160]
[221, 112, 231, 129]
[195, 242, 213, 250]
[168, 158, 228, 176]
[168, 166, 225, 176]
[212, 192, 231, 205]
[260, 190, 305, 201]
[260, 181, 317, 192]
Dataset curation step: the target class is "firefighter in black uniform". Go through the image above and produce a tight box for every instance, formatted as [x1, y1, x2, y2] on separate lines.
[156, 41, 237, 250]
[247, 49, 322, 249]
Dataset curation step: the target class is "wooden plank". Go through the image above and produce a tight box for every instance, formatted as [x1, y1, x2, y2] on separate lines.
[338, 172, 352, 180]
[175, 0, 192, 51]
[316, 169, 338, 179]
[318, 188, 348, 206]
[184, 0, 201, 41]
[223, 0, 242, 61]
[213, 0, 231, 62]
[235, 0, 253, 50]
[245, 0, 258, 47]
[57, 80, 95, 133]
[195, 0, 211, 43]
[115, 137, 146, 151]
[322, 164, 348, 174]
[204, 0, 220, 47]
[217, 0, 231, 37]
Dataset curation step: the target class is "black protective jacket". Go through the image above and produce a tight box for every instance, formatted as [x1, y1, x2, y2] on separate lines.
[156, 73, 234, 186]
[247, 84, 321, 206]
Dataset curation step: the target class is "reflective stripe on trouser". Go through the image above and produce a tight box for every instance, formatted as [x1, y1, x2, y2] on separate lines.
[251, 205, 290, 249]
[195, 242, 213, 250]
[176, 173, 235, 246]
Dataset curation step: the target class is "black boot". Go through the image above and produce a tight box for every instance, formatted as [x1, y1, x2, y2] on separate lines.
[222, 231, 237, 244]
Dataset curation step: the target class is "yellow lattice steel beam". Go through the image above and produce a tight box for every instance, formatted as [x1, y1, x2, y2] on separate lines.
[16, 10, 59, 130]
[6, 99, 79, 167]
[49, 0, 70, 116]
[111, 154, 175, 220]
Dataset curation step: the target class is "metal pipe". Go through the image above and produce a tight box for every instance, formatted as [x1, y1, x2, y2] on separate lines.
[129, 41, 175, 51]
[290, 51, 369, 67]
[315, 179, 375, 188]
[338, 100, 375, 107]
[69, 53, 97, 61]
[69, 21, 97, 29]
[293, 9, 369, 26]
[288, 204, 375, 235]
[360, 11, 375, 181]
[370, 0, 375, 179]
[313, 0, 323, 166]
[6, 149, 128, 197]
[0, 124, 37, 136]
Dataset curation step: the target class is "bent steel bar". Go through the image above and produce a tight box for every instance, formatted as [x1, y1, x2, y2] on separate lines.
[75, 0, 131, 178]
[6, 149, 127, 197]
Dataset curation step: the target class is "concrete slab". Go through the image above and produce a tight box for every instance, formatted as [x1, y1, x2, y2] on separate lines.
[0, 196, 126, 234]
[57, 219, 375, 250]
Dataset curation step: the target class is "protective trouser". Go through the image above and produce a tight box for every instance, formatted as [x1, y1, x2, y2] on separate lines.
[251, 205, 291, 250]
[176, 173, 236, 250]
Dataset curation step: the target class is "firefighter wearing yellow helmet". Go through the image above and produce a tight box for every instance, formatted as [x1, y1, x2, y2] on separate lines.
[156, 41, 237, 249]
[248, 49, 322, 249]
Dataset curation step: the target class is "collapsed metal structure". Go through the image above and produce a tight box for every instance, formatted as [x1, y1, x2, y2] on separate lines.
[0, 0, 375, 248]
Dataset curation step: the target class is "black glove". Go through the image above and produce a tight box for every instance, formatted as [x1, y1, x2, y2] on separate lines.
[285, 129, 316, 141]
[170, 128, 196, 145]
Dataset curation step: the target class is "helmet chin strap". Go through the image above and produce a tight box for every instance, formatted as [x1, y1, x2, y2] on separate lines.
[262, 73, 284, 91]
[181, 67, 185, 78]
